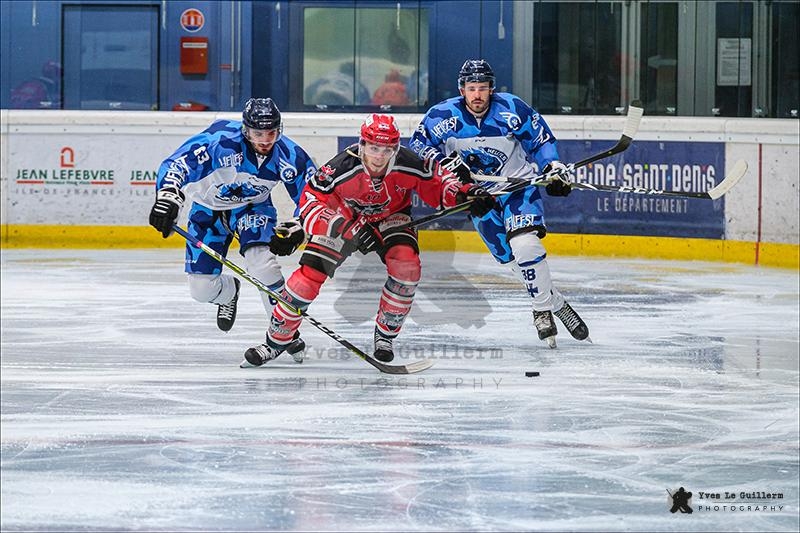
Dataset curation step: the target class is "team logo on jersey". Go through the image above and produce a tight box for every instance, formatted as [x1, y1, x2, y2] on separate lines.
[431, 117, 459, 138]
[462, 148, 506, 175]
[344, 197, 391, 216]
[238, 214, 269, 232]
[215, 181, 268, 202]
[316, 165, 335, 182]
[499, 112, 522, 130]
[279, 159, 297, 181]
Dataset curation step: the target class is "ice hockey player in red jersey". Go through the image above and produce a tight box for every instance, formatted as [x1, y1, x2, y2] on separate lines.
[242, 114, 494, 366]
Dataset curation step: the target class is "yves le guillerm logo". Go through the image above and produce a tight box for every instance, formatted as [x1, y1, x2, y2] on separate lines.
[668, 486, 786, 514]
[667, 487, 693, 514]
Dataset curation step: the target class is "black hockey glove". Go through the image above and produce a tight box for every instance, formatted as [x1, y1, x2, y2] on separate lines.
[543, 161, 572, 197]
[456, 184, 496, 218]
[148, 186, 185, 238]
[333, 217, 384, 255]
[440, 151, 472, 182]
[269, 218, 305, 256]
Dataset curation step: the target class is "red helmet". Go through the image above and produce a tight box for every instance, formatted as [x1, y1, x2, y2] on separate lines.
[360, 114, 400, 146]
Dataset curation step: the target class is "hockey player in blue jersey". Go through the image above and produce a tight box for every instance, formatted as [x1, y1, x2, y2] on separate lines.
[148, 98, 314, 361]
[409, 59, 589, 348]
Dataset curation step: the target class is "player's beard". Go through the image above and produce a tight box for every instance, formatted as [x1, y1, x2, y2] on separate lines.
[466, 97, 489, 116]
[252, 141, 275, 156]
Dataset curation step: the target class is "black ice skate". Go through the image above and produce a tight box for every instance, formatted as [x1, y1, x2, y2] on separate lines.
[241, 331, 305, 368]
[373, 329, 395, 362]
[554, 301, 591, 342]
[533, 310, 558, 349]
[216, 278, 240, 332]
[286, 333, 306, 364]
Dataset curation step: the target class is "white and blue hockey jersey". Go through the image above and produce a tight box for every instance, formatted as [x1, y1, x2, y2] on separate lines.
[156, 119, 315, 212]
[409, 92, 560, 185]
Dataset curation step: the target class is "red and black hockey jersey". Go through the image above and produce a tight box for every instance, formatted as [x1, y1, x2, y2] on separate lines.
[299, 144, 463, 236]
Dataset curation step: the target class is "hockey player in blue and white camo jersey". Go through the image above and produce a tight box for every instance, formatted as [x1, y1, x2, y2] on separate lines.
[409, 59, 589, 348]
[148, 97, 314, 361]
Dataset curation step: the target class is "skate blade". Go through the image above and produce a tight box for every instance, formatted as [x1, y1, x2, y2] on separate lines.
[239, 359, 258, 368]
[585, 336, 593, 344]
[545, 336, 557, 349]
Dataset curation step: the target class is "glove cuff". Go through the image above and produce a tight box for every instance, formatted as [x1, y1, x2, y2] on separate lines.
[157, 186, 185, 206]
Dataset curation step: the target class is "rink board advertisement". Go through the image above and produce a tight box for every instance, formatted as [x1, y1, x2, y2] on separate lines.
[10, 135, 724, 239]
[397, 139, 727, 238]
[544, 139, 726, 238]
[7, 134, 166, 224]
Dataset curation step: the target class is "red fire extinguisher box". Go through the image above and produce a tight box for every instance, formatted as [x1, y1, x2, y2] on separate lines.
[180, 37, 208, 75]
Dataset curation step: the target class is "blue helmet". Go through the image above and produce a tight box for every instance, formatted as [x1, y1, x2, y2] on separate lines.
[458, 59, 495, 89]
[242, 97, 282, 130]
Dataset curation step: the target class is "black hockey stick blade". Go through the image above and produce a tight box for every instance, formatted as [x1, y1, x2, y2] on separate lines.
[572, 104, 643, 168]
[171, 225, 433, 374]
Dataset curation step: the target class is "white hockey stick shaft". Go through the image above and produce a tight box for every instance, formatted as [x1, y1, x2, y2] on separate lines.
[477, 159, 747, 200]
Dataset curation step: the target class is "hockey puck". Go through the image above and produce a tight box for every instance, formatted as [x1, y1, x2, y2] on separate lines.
[525, 371, 540, 377]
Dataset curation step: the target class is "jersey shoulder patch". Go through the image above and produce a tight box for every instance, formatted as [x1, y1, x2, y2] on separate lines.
[309, 149, 360, 192]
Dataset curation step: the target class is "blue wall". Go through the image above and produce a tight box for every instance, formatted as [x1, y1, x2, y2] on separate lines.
[2, 0, 511, 112]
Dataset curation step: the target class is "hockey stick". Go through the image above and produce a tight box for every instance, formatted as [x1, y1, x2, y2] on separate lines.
[171, 225, 433, 375]
[397, 104, 644, 230]
[475, 159, 748, 200]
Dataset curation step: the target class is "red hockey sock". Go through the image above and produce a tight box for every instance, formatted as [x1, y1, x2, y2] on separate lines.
[269, 265, 327, 345]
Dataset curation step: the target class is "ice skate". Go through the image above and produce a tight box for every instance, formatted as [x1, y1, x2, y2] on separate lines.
[554, 301, 591, 342]
[373, 329, 395, 362]
[216, 278, 240, 332]
[240, 331, 305, 368]
[241, 341, 282, 368]
[286, 332, 306, 364]
[533, 310, 558, 349]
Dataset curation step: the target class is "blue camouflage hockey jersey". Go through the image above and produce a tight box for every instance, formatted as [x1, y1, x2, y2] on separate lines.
[156, 119, 315, 212]
[409, 92, 560, 186]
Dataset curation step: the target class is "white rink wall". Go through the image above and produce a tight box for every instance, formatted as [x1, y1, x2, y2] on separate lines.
[1, 110, 798, 245]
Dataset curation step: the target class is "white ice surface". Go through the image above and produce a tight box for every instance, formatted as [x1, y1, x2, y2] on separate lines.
[1, 249, 798, 532]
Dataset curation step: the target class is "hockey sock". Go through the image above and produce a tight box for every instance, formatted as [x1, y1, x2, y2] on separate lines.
[268, 265, 327, 346]
[243, 245, 285, 312]
[508, 232, 564, 312]
[187, 273, 237, 305]
[376, 245, 420, 338]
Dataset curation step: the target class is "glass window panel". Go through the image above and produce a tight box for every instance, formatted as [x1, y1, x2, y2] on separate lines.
[303, 8, 360, 106]
[303, 6, 428, 109]
[63, 5, 159, 110]
[6, 2, 62, 109]
[354, 8, 427, 108]
[532, 2, 622, 115]
[639, 2, 678, 116]
[714, 2, 753, 117]
[772, 1, 799, 118]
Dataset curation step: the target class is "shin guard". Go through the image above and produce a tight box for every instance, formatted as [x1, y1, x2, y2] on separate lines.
[268, 265, 327, 346]
[376, 245, 420, 338]
[243, 245, 285, 313]
[508, 232, 564, 312]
